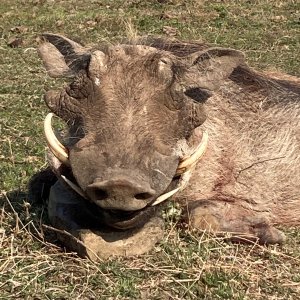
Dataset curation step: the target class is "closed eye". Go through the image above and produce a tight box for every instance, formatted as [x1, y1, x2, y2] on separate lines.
[184, 88, 212, 103]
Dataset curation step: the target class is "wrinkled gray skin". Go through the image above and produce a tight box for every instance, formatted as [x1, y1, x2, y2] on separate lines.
[39, 34, 300, 244]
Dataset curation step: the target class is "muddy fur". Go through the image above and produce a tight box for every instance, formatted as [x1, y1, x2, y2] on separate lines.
[127, 38, 300, 238]
[37, 34, 300, 244]
[175, 62, 300, 241]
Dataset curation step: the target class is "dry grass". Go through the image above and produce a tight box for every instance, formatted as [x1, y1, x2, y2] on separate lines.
[1, 192, 300, 299]
[1, 0, 300, 299]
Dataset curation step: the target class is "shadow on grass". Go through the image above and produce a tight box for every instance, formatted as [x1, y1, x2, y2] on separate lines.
[0, 169, 61, 247]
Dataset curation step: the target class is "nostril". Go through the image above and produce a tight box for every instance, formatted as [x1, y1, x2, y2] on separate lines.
[135, 192, 153, 200]
[93, 189, 109, 200]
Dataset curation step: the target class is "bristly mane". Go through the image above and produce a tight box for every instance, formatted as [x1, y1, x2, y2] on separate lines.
[133, 36, 210, 56]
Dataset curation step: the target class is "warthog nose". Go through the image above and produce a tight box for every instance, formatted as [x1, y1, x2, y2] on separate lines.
[86, 177, 156, 210]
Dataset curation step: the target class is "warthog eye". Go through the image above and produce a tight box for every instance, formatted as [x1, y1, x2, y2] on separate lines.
[185, 88, 212, 103]
[160, 58, 168, 65]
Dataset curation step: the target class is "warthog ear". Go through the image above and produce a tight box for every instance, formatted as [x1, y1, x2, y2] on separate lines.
[38, 33, 91, 78]
[182, 47, 245, 91]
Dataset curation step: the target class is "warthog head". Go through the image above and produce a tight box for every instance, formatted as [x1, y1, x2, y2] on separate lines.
[39, 34, 243, 230]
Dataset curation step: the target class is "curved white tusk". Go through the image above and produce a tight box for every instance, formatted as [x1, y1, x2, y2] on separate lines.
[61, 175, 87, 199]
[176, 131, 208, 175]
[151, 131, 208, 206]
[44, 113, 70, 166]
[151, 187, 181, 206]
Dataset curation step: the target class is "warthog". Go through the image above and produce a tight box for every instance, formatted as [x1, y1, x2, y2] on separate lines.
[36, 33, 300, 258]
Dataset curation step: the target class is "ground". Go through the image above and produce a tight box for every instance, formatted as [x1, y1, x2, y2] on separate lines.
[0, 0, 300, 299]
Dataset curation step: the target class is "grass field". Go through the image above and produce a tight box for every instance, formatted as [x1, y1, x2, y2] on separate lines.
[1, 0, 300, 299]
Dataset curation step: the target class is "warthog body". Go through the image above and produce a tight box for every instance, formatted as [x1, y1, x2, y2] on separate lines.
[38, 34, 300, 253]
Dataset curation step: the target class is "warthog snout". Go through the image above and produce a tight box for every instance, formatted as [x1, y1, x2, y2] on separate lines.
[86, 175, 156, 211]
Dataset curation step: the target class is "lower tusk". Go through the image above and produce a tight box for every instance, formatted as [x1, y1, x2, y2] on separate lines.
[151, 187, 180, 206]
[44, 113, 70, 166]
[61, 175, 87, 199]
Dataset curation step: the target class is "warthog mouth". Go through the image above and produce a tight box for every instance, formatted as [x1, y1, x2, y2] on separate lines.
[44, 113, 208, 229]
[97, 205, 158, 230]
